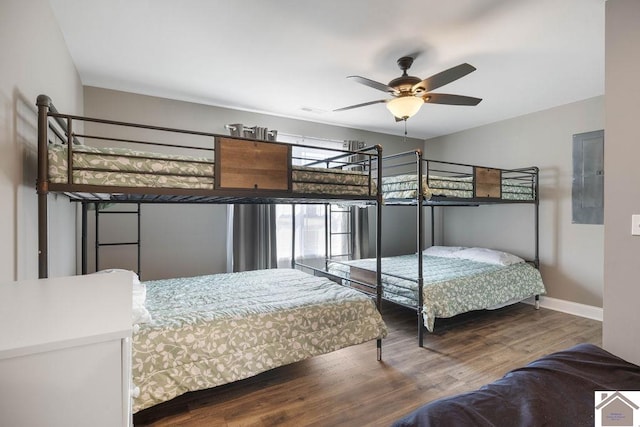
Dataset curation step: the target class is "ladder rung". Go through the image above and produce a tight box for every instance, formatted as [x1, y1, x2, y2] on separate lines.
[97, 211, 139, 214]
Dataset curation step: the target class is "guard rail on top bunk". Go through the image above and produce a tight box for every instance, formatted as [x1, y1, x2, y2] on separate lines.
[381, 149, 540, 346]
[36, 94, 382, 285]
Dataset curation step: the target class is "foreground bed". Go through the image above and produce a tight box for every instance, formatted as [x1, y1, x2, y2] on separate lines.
[328, 247, 545, 333]
[392, 343, 640, 427]
[131, 268, 387, 412]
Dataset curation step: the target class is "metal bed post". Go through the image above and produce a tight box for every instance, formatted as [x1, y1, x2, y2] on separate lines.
[291, 204, 296, 269]
[375, 144, 383, 361]
[534, 167, 540, 269]
[325, 203, 330, 270]
[81, 202, 88, 274]
[36, 95, 51, 279]
[94, 202, 100, 271]
[136, 202, 142, 278]
[534, 167, 540, 309]
[416, 150, 425, 347]
[431, 206, 435, 247]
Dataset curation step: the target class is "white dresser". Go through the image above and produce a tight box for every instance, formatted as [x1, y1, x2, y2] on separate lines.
[0, 272, 133, 427]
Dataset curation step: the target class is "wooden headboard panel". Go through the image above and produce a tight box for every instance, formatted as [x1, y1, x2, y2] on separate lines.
[474, 167, 502, 198]
[215, 137, 292, 191]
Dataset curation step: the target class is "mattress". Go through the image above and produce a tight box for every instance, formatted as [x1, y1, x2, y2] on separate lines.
[131, 268, 387, 412]
[381, 173, 535, 201]
[392, 343, 640, 427]
[47, 144, 375, 196]
[327, 254, 545, 332]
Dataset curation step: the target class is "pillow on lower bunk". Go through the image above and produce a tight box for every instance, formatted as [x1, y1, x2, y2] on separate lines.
[450, 247, 524, 266]
[422, 246, 467, 257]
[91, 269, 151, 324]
[132, 282, 152, 325]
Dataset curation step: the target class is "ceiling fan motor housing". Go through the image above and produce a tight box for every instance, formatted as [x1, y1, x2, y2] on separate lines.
[390, 57, 423, 93]
[388, 75, 422, 94]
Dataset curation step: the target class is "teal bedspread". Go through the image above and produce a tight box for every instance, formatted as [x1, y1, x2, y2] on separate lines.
[328, 254, 545, 332]
[381, 174, 535, 201]
[48, 144, 375, 196]
[131, 268, 386, 412]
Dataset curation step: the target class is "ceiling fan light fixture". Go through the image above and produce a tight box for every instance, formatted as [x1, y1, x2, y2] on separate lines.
[386, 96, 424, 120]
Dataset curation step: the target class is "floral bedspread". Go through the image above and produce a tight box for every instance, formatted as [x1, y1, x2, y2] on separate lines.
[132, 268, 387, 412]
[327, 254, 545, 332]
[48, 144, 215, 189]
[47, 144, 376, 196]
[381, 174, 535, 201]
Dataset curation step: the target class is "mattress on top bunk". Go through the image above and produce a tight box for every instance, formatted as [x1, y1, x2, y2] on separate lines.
[392, 343, 640, 427]
[327, 254, 545, 332]
[381, 173, 535, 201]
[131, 268, 387, 413]
[47, 144, 375, 196]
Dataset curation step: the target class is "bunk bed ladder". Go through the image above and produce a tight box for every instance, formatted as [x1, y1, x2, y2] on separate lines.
[82, 202, 142, 278]
[326, 204, 354, 262]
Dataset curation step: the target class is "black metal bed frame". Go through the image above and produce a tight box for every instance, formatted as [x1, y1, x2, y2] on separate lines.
[36, 94, 385, 359]
[333, 149, 541, 347]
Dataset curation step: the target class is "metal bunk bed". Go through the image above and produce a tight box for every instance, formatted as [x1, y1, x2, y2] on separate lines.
[36, 93, 382, 275]
[35, 94, 387, 411]
[328, 149, 544, 347]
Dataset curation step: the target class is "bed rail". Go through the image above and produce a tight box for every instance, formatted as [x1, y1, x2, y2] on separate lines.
[381, 150, 538, 205]
[375, 150, 541, 346]
[36, 94, 382, 279]
[36, 94, 381, 204]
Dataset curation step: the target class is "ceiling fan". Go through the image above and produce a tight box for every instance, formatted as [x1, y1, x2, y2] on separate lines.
[335, 56, 482, 121]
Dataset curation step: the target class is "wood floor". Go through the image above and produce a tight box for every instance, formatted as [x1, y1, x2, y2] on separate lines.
[133, 302, 601, 427]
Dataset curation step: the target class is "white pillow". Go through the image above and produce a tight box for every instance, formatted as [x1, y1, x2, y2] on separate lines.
[423, 246, 467, 258]
[131, 290, 151, 325]
[92, 268, 140, 283]
[131, 281, 152, 324]
[91, 269, 151, 324]
[450, 247, 524, 266]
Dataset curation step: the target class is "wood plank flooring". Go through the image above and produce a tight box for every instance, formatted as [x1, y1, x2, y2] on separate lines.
[133, 302, 602, 427]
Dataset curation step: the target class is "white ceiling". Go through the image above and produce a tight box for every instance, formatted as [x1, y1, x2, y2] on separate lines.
[48, 0, 605, 140]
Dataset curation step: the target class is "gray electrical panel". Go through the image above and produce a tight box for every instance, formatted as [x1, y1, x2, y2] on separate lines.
[572, 130, 604, 224]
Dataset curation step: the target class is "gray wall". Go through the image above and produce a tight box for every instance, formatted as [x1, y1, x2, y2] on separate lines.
[603, 0, 640, 365]
[424, 96, 604, 308]
[83, 87, 424, 280]
[0, 0, 82, 281]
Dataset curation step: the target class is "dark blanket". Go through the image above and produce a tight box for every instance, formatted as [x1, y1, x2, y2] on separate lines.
[392, 344, 640, 427]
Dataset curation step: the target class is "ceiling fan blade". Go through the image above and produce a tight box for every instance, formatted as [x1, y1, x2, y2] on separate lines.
[412, 63, 477, 93]
[333, 99, 387, 112]
[423, 93, 482, 106]
[348, 76, 398, 94]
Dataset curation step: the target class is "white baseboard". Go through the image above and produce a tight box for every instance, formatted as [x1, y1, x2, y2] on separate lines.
[522, 296, 603, 322]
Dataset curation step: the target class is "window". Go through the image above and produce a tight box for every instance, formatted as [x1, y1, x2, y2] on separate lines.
[275, 134, 347, 268]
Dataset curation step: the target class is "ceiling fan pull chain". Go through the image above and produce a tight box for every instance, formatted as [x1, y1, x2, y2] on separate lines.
[404, 119, 408, 142]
